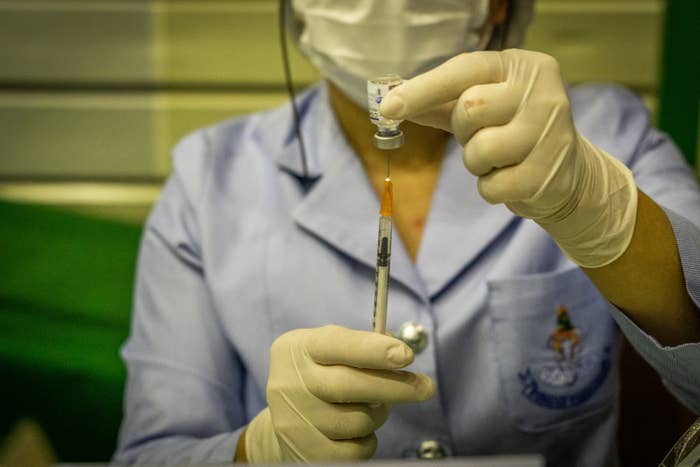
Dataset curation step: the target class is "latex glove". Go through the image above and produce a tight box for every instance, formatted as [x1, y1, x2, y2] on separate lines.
[245, 325, 435, 463]
[381, 49, 638, 268]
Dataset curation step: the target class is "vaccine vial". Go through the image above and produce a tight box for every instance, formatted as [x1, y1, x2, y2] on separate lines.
[367, 75, 404, 150]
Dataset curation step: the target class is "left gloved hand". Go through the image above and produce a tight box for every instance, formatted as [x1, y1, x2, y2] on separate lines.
[380, 49, 638, 268]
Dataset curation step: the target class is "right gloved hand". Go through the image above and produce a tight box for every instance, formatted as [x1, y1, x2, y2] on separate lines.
[244, 325, 436, 463]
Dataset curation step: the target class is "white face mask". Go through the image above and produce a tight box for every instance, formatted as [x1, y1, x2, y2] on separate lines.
[291, 0, 492, 108]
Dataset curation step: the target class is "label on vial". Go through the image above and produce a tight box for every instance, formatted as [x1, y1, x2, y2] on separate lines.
[367, 78, 402, 125]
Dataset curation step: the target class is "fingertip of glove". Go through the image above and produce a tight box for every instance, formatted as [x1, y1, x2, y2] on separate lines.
[418, 375, 437, 401]
[380, 94, 406, 119]
[387, 342, 414, 367]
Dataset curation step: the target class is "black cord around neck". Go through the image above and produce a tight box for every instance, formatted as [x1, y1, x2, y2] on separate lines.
[279, 0, 312, 187]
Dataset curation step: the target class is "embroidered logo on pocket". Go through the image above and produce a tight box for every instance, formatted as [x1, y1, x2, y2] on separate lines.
[518, 305, 611, 409]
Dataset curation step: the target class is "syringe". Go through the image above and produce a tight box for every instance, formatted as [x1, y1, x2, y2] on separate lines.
[372, 177, 393, 334]
[367, 75, 403, 334]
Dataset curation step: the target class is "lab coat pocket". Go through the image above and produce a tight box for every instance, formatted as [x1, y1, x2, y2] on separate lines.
[487, 267, 618, 433]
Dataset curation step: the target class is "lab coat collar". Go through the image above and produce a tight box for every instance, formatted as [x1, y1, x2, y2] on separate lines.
[274, 85, 327, 180]
[283, 84, 516, 301]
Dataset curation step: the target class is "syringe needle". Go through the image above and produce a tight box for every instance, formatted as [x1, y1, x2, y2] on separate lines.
[372, 178, 393, 334]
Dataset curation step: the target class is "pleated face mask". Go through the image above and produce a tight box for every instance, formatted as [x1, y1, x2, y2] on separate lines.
[291, 0, 492, 108]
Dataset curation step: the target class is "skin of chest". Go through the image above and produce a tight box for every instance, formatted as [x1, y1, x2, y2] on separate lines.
[366, 163, 443, 262]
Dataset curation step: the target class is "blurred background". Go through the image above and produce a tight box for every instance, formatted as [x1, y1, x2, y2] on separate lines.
[0, 0, 697, 465]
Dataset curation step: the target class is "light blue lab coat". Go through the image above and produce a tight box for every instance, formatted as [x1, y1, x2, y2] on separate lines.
[114, 83, 700, 466]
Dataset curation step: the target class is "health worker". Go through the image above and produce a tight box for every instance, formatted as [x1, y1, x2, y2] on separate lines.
[113, 1, 700, 466]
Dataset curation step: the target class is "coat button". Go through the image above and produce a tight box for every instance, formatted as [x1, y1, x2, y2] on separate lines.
[417, 440, 446, 459]
[398, 321, 428, 354]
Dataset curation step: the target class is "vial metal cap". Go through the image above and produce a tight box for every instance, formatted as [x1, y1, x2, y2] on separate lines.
[373, 131, 405, 150]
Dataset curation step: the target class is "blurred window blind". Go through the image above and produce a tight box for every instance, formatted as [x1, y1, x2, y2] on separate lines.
[0, 0, 666, 223]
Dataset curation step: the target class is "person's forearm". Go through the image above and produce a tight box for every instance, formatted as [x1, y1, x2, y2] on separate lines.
[583, 190, 700, 346]
[235, 428, 247, 462]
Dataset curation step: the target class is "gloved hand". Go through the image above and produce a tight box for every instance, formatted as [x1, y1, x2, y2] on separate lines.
[381, 49, 638, 268]
[244, 325, 435, 463]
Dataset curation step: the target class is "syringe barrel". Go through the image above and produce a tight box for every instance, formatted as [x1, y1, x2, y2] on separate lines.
[377, 216, 393, 253]
[372, 215, 393, 333]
